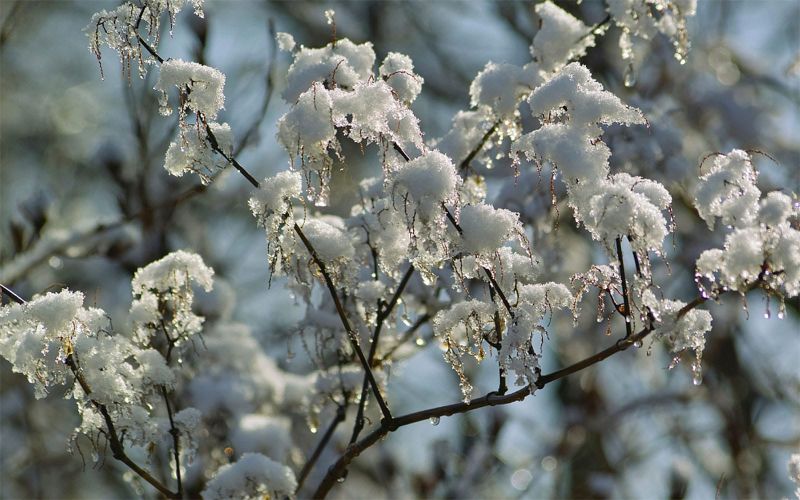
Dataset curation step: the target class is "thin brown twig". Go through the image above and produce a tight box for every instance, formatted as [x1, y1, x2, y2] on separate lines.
[66, 355, 179, 499]
[459, 120, 500, 172]
[379, 312, 431, 361]
[310, 282, 750, 498]
[0, 286, 180, 499]
[350, 264, 415, 444]
[616, 236, 633, 339]
[161, 385, 183, 497]
[136, 33, 164, 64]
[442, 204, 515, 318]
[296, 404, 346, 493]
[310, 325, 651, 498]
[293, 222, 393, 423]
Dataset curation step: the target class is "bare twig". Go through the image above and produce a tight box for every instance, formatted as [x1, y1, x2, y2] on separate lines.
[0, 284, 25, 304]
[0, 286, 180, 499]
[136, 33, 164, 64]
[161, 385, 183, 498]
[296, 404, 346, 493]
[459, 120, 500, 172]
[310, 283, 747, 498]
[293, 222, 393, 423]
[311, 324, 653, 498]
[350, 265, 415, 443]
[615, 236, 633, 339]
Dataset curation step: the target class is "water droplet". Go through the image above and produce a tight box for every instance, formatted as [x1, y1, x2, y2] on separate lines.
[336, 476, 345, 483]
[623, 64, 637, 87]
[429, 416, 440, 426]
[691, 359, 703, 385]
[633, 340, 643, 348]
[777, 311, 785, 319]
[415, 337, 426, 346]
[763, 311, 770, 319]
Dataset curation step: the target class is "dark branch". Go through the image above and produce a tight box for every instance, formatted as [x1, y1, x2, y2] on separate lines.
[293, 223, 393, 423]
[1, 284, 25, 304]
[615, 236, 633, 339]
[297, 404, 346, 493]
[350, 264, 415, 444]
[459, 120, 499, 172]
[2, 286, 179, 499]
[136, 33, 164, 64]
[311, 285, 732, 498]
[161, 385, 183, 497]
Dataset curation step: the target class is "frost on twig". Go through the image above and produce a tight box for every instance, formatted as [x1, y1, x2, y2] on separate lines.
[277, 36, 424, 206]
[85, 0, 204, 78]
[0, 251, 213, 472]
[0, 290, 97, 398]
[164, 122, 233, 183]
[641, 290, 713, 385]
[154, 59, 226, 120]
[433, 299, 497, 402]
[532, 1, 596, 74]
[129, 250, 214, 348]
[513, 63, 673, 261]
[693, 150, 800, 299]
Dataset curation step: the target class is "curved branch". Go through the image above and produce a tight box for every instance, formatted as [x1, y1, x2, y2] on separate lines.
[311, 287, 724, 498]
[1, 286, 179, 498]
[293, 223, 393, 423]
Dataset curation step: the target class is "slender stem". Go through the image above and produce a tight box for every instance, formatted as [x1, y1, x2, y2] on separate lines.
[0, 284, 25, 304]
[490, 288, 507, 395]
[136, 33, 164, 64]
[615, 236, 632, 339]
[442, 204, 515, 318]
[161, 385, 183, 498]
[378, 265, 415, 327]
[208, 125, 394, 424]
[483, 268, 515, 319]
[310, 283, 744, 499]
[350, 265, 415, 443]
[297, 405, 346, 493]
[2, 286, 179, 498]
[392, 142, 410, 161]
[293, 223, 393, 423]
[459, 120, 499, 171]
[379, 312, 431, 361]
[629, 238, 643, 277]
[311, 324, 650, 498]
[67, 355, 179, 499]
[205, 124, 260, 188]
[158, 319, 182, 498]
[126, 36, 390, 460]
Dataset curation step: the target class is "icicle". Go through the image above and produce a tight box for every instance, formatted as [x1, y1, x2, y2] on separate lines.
[623, 63, 637, 88]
